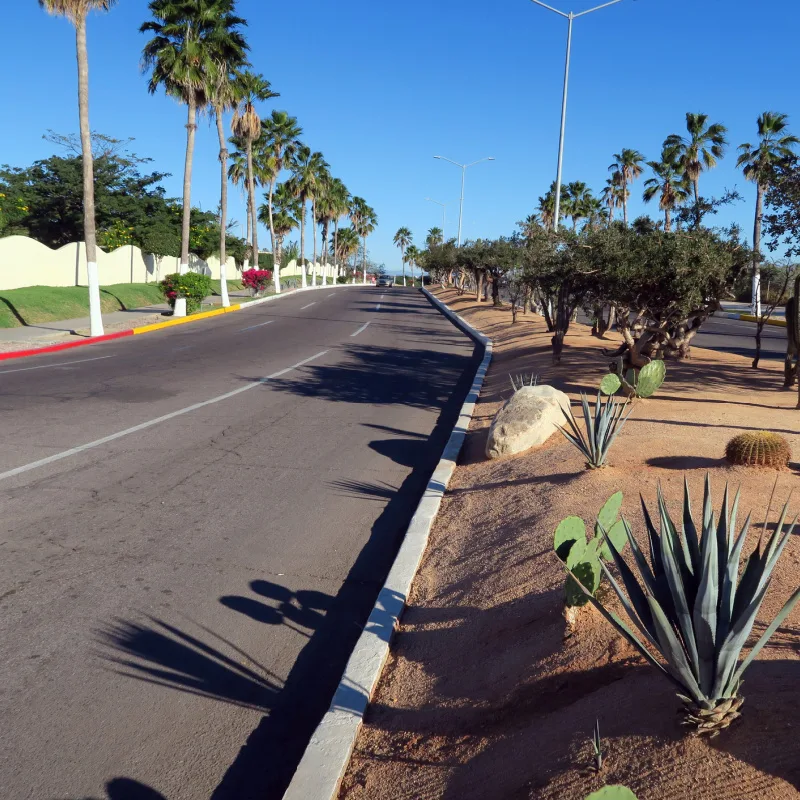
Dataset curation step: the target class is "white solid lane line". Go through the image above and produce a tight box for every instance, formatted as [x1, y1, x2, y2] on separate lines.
[351, 322, 371, 337]
[327, 293, 336, 298]
[300, 302, 316, 310]
[0, 350, 329, 482]
[0, 355, 113, 375]
[239, 320, 274, 332]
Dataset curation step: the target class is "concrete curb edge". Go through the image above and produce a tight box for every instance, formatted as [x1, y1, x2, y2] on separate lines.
[715, 311, 786, 327]
[282, 287, 492, 800]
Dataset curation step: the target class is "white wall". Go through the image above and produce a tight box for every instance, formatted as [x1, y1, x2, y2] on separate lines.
[0, 235, 242, 290]
[0, 236, 346, 289]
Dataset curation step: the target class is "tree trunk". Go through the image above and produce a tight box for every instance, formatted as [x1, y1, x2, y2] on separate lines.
[753, 321, 764, 369]
[693, 178, 700, 229]
[475, 270, 483, 302]
[752, 183, 764, 316]
[268, 177, 280, 294]
[246, 138, 258, 271]
[622, 182, 628, 227]
[312, 198, 318, 286]
[244, 194, 251, 270]
[362, 236, 368, 285]
[215, 105, 230, 308]
[333, 218, 339, 278]
[664, 206, 671, 233]
[491, 273, 501, 306]
[75, 14, 103, 336]
[180, 98, 197, 272]
[299, 196, 307, 288]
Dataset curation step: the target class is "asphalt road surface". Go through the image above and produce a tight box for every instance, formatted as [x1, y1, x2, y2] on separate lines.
[694, 313, 787, 362]
[0, 287, 480, 800]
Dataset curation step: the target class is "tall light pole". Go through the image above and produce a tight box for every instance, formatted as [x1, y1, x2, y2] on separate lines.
[433, 155, 494, 245]
[425, 197, 447, 240]
[529, 0, 625, 229]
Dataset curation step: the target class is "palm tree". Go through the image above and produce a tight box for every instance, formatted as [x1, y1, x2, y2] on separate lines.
[309, 161, 330, 286]
[350, 197, 377, 285]
[426, 227, 444, 248]
[608, 149, 645, 226]
[737, 112, 799, 311]
[665, 113, 728, 226]
[601, 174, 625, 226]
[393, 227, 412, 286]
[258, 181, 299, 276]
[289, 145, 328, 287]
[261, 110, 302, 293]
[40, 0, 117, 337]
[565, 181, 592, 230]
[315, 186, 337, 285]
[227, 142, 251, 264]
[231, 70, 278, 275]
[334, 226, 359, 278]
[584, 197, 606, 230]
[328, 177, 350, 278]
[642, 147, 691, 232]
[208, 40, 248, 309]
[406, 243, 421, 286]
[142, 0, 246, 316]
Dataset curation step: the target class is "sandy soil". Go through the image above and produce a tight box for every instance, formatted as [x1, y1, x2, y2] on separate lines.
[339, 289, 800, 800]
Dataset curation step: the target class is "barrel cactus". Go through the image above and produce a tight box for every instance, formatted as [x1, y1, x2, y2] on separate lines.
[725, 431, 791, 468]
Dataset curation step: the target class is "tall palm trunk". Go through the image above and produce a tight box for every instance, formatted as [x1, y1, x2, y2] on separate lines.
[76, 13, 103, 337]
[664, 206, 671, 233]
[246, 137, 258, 270]
[321, 220, 329, 286]
[401, 244, 406, 286]
[244, 194, 251, 270]
[333, 218, 339, 279]
[622, 183, 628, 227]
[267, 177, 279, 294]
[692, 177, 700, 229]
[299, 196, 307, 288]
[215, 105, 230, 308]
[752, 183, 765, 315]
[362, 236, 367, 285]
[174, 96, 197, 317]
[311, 198, 318, 286]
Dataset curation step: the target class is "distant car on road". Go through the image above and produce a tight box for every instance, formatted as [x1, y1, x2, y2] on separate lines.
[377, 275, 393, 288]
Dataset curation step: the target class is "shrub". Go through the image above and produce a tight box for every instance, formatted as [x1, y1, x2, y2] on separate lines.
[725, 431, 791, 468]
[241, 268, 273, 295]
[585, 788, 637, 800]
[159, 272, 213, 315]
[571, 475, 800, 737]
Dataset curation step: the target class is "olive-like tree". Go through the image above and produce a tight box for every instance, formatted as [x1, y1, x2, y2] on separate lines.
[40, 0, 118, 337]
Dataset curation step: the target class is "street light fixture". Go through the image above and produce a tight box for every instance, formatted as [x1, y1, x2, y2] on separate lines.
[424, 197, 448, 240]
[433, 155, 495, 245]
[529, 0, 626, 229]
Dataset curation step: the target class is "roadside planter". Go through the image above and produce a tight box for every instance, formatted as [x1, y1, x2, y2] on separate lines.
[242, 268, 273, 297]
[159, 272, 213, 317]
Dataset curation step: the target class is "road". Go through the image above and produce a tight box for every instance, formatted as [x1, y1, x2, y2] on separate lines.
[0, 287, 480, 800]
[694, 313, 786, 362]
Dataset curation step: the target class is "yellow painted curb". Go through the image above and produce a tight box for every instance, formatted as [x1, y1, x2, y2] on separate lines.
[132, 303, 242, 335]
[739, 313, 786, 327]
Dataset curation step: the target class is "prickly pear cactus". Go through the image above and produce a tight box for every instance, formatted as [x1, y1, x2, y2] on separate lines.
[636, 359, 666, 398]
[599, 373, 622, 396]
[554, 516, 586, 561]
[565, 560, 600, 607]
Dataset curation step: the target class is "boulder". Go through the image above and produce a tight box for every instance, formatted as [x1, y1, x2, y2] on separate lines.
[485, 384, 571, 459]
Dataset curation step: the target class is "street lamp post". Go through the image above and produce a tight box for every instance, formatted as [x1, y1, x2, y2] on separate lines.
[529, 0, 625, 229]
[433, 155, 495, 245]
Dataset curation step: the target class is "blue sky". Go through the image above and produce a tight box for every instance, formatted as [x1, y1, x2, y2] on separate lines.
[2, 0, 800, 271]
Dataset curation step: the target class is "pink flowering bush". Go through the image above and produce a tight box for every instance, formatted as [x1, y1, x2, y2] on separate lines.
[242, 268, 273, 295]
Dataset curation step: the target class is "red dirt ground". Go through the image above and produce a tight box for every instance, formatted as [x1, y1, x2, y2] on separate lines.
[339, 289, 800, 800]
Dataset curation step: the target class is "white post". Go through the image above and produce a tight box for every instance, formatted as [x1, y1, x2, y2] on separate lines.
[552, 13, 573, 229]
[86, 260, 105, 335]
[301, 260, 307, 289]
[752, 272, 762, 318]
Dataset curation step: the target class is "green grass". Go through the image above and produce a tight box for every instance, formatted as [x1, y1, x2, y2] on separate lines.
[0, 282, 165, 328]
[209, 279, 245, 295]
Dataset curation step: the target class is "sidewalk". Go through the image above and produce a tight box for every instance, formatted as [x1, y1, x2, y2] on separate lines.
[0, 290, 255, 353]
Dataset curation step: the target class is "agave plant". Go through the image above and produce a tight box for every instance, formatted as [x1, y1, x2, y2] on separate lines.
[558, 392, 632, 469]
[574, 476, 800, 736]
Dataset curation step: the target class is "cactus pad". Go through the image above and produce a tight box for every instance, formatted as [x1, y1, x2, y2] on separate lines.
[725, 431, 791, 468]
[554, 516, 586, 561]
[565, 560, 600, 607]
[636, 359, 666, 398]
[600, 373, 622, 395]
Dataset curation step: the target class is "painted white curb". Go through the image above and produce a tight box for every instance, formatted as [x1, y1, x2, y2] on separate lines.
[282, 288, 493, 800]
